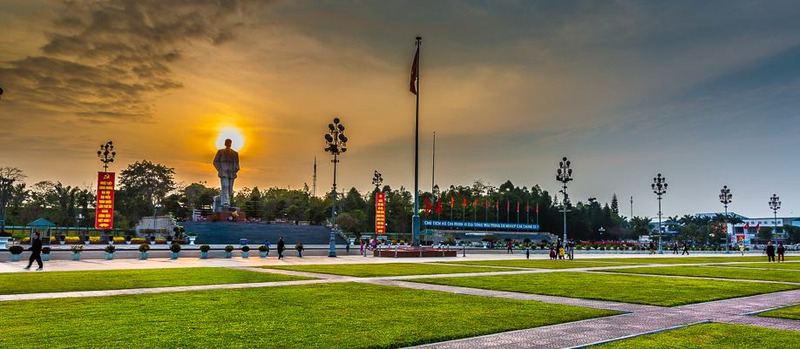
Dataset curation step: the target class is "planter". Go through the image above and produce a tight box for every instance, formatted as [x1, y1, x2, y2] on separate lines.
[84, 241, 90, 246]
[11, 254, 21, 262]
[71, 254, 81, 261]
[259, 251, 267, 258]
[108, 240, 114, 245]
[200, 251, 208, 259]
[42, 254, 51, 261]
[105, 253, 114, 260]
[170, 252, 179, 260]
[139, 252, 149, 260]
[224, 252, 233, 259]
[241, 252, 249, 258]
[0, 236, 9, 248]
[126, 241, 131, 245]
[59, 241, 65, 245]
[188, 236, 197, 245]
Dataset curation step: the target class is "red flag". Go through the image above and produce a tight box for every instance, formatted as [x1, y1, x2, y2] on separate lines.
[506, 200, 510, 211]
[435, 199, 443, 214]
[485, 200, 489, 208]
[526, 202, 530, 212]
[450, 196, 454, 208]
[743, 222, 749, 230]
[410, 43, 419, 95]
[425, 196, 432, 213]
[535, 202, 539, 214]
[755, 223, 760, 231]
[474, 198, 478, 207]
[495, 201, 499, 209]
[517, 201, 520, 213]
[462, 198, 467, 208]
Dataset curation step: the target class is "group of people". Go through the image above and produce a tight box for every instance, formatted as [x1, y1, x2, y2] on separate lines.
[548, 239, 576, 261]
[765, 241, 787, 262]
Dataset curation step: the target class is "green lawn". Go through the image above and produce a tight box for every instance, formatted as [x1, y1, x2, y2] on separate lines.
[604, 266, 800, 283]
[720, 262, 800, 270]
[587, 256, 770, 264]
[413, 272, 798, 306]
[0, 267, 309, 295]
[592, 323, 800, 348]
[265, 263, 512, 277]
[0, 283, 617, 348]
[758, 304, 800, 320]
[444, 260, 633, 269]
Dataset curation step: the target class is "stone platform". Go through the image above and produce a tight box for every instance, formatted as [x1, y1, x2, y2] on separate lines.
[182, 221, 347, 245]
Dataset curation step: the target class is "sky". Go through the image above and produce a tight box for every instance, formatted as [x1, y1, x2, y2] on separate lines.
[0, 0, 799, 218]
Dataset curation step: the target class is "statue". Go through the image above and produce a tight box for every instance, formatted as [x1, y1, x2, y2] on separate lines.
[213, 139, 240, 209]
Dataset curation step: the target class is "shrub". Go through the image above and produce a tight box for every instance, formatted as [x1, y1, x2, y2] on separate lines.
[199, 244, 211, 252]
[22, 237, 30, 243]
[224, 245, 234, 253]
[169, 243, 182, 253]
[131, 238, 147, 244]
[49, 237, 56, 243]
[71, 245, 84, 254]
[125, 235, 132, 241]
[0, 231, 11, 237]
[241, 245, 250, 252]
[155, 238, 167, 244]
[8, 245, 24, 255]
[64, 236, 80, 244]
[187, 232, 198, 237]
[104, 245, 116, 253]
[42, 247, 52, 254]
[138, 243, 151, 253]
[113, 237, 126, 243]
[258, 245, 268, 252]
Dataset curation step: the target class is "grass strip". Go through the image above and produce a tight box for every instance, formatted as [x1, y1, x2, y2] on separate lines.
[444, 260, 634, 269]
[265, 263, 512, 277]
[0, 283, 617, 348]
[0, 267, 309, 295]
[604, 266, 800, 283]
[757, 304, 800, 320]
[591, 323, 800, 348]
[413, 272, 798, 306]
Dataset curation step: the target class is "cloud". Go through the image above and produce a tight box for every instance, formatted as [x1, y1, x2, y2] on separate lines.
[0, 0, 261, 121]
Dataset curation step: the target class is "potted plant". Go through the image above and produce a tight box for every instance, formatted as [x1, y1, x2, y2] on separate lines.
[71, 245, 83, 261]
[41, 246, 52, 261]
[224, 245, 234, 258]
[104, 244, 116, 260]
[59, 234, 66, 245]
[169, 242, 181, 260]
[241, 245, 250, 258]
[258, 245, 269, 258]
[199, 244, 211, 259]
[9, 245, 24, 262]
[295, 242, 304, 258]
[125, 235, 132, 245]
[187, 232, 198, 245]
[138, 243, 150, 260]
[83, 235, 91, 246]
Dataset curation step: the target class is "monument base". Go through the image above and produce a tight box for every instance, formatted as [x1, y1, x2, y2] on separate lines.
[210, 209, 246, 223]
[373, 247, 458, 258]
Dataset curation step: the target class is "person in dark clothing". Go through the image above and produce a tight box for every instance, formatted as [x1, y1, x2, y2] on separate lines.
[672, 242, 679, 254]
[24, 232, 43, 271]
[766, 241, 776, 262]
[345, 241, 350, 254]
[277, 237, 285, 259]
[777, 243, 786, 262]
[681, 243, 689, 256]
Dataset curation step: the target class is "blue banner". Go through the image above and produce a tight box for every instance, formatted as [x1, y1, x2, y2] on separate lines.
[423, 220, 539, 231]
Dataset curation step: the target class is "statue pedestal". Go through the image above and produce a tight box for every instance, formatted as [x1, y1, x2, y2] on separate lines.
[211, 208, 246, 223]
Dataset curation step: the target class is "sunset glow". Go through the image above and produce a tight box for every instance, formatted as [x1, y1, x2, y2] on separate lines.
[215, 126, 245, 152]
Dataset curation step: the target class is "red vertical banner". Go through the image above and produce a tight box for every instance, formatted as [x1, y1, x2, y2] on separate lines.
[94, 172, 115, 230]
[375, 192, 386, 235]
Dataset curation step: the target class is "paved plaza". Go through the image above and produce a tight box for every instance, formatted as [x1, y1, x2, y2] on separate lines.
[1, 252, 799, 348]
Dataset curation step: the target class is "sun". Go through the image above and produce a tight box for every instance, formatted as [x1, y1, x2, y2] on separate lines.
[215, 126, 245, 151]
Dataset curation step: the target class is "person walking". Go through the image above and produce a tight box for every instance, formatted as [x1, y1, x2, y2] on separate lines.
[568, 239, 575, 260]
[681, 242, 689, 256]
[766, 241, 776, 262]
[649, 241, 655, 255]
[777, 242, 786, 262]
[507, 241, 513, 254]
[277, 237, 285, 259]
[24, 232, 44, 271]
[345, 240, 350, 254]
[558, 245, 565, 260]
[672, 242, 679, 254]
[360, 240, 365, 256]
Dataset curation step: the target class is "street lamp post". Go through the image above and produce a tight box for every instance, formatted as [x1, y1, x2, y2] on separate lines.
[152, 203, 162, 240]
[0, 176, 15, 235]
[719, 185, 732, 253]
[769, 194, 781, 245]
[598, 227, 606, 241]
[555, 157, 573, 246]
[324, 117, 348, 257]
[97, 141, 116, 172]
[651, 174, 668, 254]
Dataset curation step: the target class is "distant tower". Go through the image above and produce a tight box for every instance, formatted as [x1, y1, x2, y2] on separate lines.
[312, 157, 317, 197]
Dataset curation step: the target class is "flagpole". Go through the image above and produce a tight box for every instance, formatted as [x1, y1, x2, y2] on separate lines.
[432, 132, 435, 193]
[412, 36, 422, 246]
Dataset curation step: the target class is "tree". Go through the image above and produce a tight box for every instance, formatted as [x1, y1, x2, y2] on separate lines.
[630, 216, 652, 237]
[757, 227, 773, 242]
[610, 194, 619, 215]
[784, 225, 800, 244]
[117, 161, 176, 228]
